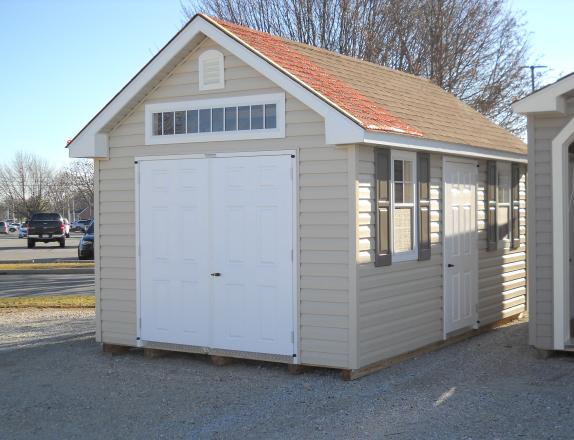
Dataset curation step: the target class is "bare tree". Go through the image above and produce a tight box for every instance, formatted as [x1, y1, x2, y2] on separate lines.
[0, 152, 54, 217]
[64, 160, 94, 211]
[183, 0, 531, 132]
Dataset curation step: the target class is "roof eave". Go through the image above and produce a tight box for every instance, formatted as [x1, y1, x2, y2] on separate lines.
[513, 73, 574, 115]
[363, 130, 527, 163]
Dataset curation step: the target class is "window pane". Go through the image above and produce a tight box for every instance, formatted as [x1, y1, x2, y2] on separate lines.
[225, 107, 237, 131]
[404, 183, 414, 203]
[394, 182, 403, 204]
[238, 106, 250, 130]
[199, 108, 211, 132]
[498, 205, 510, 240]
[404, 161, 413, 183]
[174, 111, 186, 134]
[187, 110, 198, 133]
[212, 108, 224, 132]
[251, 105, 264, 129]
[152, 113, 162, 135]
[498, 172, 510, 203]
[265, 104, 277, 129]
[393, 207, 413, 253]
[394, 160, 403, 182]
[162, 112, 174, 135]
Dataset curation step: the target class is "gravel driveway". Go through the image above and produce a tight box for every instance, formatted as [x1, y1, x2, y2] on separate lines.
[1, 310, 574, 440]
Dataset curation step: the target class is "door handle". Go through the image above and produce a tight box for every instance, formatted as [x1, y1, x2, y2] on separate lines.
[210, 272, 221, 277]
[447, 264, 455, 268]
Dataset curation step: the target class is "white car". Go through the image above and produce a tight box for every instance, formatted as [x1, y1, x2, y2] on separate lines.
[8, 223, 20, 233]
[62, 219, 71, 238]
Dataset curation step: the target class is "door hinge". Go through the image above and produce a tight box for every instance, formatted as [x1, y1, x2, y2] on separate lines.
[291, 331, 295, 343]
[139, 317, 142, 329]
[291, 249, 293, 261]
[290, 166, 293, 181]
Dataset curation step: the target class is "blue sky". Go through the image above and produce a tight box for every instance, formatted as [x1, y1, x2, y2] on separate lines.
[0, 0, 572, 168]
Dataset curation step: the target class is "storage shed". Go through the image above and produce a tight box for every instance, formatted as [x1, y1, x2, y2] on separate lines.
[513, 73, 574, 354]
[68, 14, 528, 377]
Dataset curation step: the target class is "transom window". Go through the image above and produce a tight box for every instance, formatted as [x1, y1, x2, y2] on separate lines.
[152, 103, 277, 136]
[391, 151, 417, 261]
[144, 93, 285, 145]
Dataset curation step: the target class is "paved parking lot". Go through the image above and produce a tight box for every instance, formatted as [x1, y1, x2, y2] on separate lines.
[0, 233, 84, 262]
[1, 311, 573, 440]
[0, 273, 94, 297]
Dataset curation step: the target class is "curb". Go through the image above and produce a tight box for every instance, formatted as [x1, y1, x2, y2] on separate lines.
[0, 268, 94, 275]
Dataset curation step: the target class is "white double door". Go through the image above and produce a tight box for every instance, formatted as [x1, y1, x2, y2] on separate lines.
[138, 154, 294, 356]
[444, 159, 478, 334]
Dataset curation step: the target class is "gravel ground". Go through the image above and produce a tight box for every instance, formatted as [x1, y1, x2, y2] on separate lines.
[1, 310, 574, 440]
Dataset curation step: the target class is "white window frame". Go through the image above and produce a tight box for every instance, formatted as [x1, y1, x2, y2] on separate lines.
[496, 161, 512, 249]
[390, 150, 418, 262]
[144, 93, 285, 145]
[198, 49, 224, 91]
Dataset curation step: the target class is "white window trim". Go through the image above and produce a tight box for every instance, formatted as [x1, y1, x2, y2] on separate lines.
[144, 93, 285, 145]
[496, 161, 512, 250]
[198, 49, 224, 91]
[390, 150, 418, 262]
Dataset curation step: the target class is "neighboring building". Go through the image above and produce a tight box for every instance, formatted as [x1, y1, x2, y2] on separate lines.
[68, 14, 527, 378]
[513, 73, 574, 354]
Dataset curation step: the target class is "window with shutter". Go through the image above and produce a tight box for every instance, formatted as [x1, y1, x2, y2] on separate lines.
[199, 50, 224, 91]
[417, 152, 431, 260]
[511, 163, 521, 249]
[375, 149, 391, 267]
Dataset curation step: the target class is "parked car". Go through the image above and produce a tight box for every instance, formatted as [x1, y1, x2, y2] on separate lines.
[62, 218, 71, 238]
[8, 223, 20, 233]
[71, 219, 91, 232]
[18, 222, 28, 238]
[78, 221, 94, 260]
[0, 221, 7, 234]
[27, 213, 66, 248]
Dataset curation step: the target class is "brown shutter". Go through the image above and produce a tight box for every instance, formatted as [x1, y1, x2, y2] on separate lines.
[375, 148, 391, 267]
[511, 163, 521, 249]
[486, 160, 498, 251]
[417, 152, 431, 260]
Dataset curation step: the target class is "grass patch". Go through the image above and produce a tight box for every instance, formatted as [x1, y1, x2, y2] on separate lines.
[0, 295, 95, 308]
[0, 262, 94, 271]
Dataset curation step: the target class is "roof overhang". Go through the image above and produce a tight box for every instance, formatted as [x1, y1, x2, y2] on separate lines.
[512, 73, 574, 115]
[67, 14, 364, 158]
[363, 131, 527, 163]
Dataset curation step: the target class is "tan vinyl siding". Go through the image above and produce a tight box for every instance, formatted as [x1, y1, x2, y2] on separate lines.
[356, 145, 443, 368]
[529, 101, 574, 348]
[476, 159, 527, 325]
[98, 38, 351, 368]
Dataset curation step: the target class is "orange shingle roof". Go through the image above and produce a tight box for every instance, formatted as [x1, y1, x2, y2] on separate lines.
[205, 15, 525, 155]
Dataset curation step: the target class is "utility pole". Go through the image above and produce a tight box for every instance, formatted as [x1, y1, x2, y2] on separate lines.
[522, 65, 547, 92]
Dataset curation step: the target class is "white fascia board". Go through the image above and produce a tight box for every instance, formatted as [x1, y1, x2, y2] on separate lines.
[512, 75, 574, 114]
[67, 15, 364, 158]
[363, 131, 527, 163]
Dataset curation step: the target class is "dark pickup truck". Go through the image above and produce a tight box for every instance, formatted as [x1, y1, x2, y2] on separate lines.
[27, 213, 66, 248]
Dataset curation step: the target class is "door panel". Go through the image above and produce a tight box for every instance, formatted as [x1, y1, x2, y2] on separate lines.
[444, 160, 477, 334]
[139, 159, 210, 346]
[211, 155, 294, 355]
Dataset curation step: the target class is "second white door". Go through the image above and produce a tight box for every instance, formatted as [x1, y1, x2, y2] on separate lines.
[444, 159, 478, 334]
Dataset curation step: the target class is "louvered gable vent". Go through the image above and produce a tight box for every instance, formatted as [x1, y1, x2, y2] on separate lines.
[199, 50, 224, 90]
